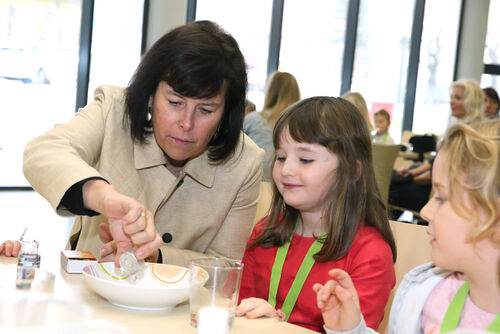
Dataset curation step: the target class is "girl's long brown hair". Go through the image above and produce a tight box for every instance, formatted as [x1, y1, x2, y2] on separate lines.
[250, 96, 396, 262]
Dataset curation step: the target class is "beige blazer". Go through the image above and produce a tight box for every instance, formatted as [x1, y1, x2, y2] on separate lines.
[23, 86, 264, 266]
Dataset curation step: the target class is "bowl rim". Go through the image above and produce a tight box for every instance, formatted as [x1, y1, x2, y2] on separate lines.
[82, 262, 191, 290]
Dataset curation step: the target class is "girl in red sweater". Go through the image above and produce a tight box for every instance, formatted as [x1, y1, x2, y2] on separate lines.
[236, 96, 396, 332]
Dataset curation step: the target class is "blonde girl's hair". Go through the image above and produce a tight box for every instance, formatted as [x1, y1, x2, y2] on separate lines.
[341, 92, 374, 131]
[250, 96, 396, 262]
[261, 71, 301, 127]
[440, 120, 500, 242]
[449, 79, 484, 124]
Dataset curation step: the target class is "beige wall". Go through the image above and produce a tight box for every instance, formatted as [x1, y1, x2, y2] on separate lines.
[145, 0, 188, 51]
[455, 0, 490, 81]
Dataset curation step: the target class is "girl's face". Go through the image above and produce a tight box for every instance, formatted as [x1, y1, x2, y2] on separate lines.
[374, 115, 389, 134]
[420, 151, 479, 272]
[450, 86, 466, 119]
[273, 128, 339, 217]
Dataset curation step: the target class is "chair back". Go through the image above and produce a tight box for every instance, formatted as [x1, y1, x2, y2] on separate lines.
[377, 220, 432, 333]
[254, 182, 273, 225]
[372, 144, 401, 205]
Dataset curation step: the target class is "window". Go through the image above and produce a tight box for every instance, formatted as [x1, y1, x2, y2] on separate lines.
[412, 0, 461, 136]
[196, 0, 273, 110]
[350, 0, 415, 142]
[87, 0, 144, 102]
[0, 0, 82, 187]
[279, 0, 348, 99]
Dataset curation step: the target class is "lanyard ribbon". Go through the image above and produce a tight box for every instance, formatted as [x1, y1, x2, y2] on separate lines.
[440, 281, 500, 333]
[268, 222, 326, 322]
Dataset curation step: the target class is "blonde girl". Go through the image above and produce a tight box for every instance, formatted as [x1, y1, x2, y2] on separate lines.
[237, 96, 396, 332]
[315, 120, 500, 333]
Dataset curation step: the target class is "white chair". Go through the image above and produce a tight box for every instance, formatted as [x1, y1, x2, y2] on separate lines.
[372, 144, 401, 206]
[377, 220, 432, 333]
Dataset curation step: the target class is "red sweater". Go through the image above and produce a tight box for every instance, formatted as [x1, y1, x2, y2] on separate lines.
[239, 222, 395, 332]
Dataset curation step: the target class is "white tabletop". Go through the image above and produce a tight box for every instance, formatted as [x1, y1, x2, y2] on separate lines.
[1, 250, 316, 334]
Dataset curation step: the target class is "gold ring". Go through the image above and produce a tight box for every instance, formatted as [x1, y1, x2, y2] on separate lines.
[141, 212, 147, 218]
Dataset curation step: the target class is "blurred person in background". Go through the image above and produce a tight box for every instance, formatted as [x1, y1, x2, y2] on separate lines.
[243, 71, 300, 181]
[483, 87, 500, 119]
[449, 79, 484, 125]
[372, 109, 395, 145]
[245, 99, 257, 116]
[389, 79, 484, 222]
[342, 92, 374, 132]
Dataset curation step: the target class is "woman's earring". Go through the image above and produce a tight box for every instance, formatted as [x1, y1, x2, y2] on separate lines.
[147, 96, 153, 122]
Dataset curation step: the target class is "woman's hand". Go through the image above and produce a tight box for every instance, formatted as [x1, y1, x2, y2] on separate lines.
[413, 169, 431, 185]
[236, 298, 285, 320]
[397, 168, 411, 177]
[98, 223, 160, 264]
[0, 240, 21, 257]
[83, 179, 162, 267]
[312, 269, 361, 331]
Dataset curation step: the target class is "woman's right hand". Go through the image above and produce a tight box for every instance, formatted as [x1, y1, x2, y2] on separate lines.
[312, 269, 362, 331]
[0, 240, 21, 257]
[82, 179, 162, 267]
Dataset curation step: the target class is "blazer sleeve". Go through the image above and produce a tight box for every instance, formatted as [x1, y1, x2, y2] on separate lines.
[23, 86, 116, 213]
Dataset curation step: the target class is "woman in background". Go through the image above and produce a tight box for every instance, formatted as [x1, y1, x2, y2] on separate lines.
[243, 71, 300, 181]
[342, 92, 374, 132]
[389, 79, 484, 220]
[449, 79, 484, 125]
[483, 87, 500, 119]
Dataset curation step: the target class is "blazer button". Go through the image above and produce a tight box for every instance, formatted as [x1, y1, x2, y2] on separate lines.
[162, 232, 173, 243]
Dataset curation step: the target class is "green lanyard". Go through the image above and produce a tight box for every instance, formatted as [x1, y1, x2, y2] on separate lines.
[440, 281, 500, 333]
[268, 223, 326, 321]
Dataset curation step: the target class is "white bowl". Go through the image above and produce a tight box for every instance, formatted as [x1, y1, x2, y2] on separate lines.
[83, 262, 206, 311]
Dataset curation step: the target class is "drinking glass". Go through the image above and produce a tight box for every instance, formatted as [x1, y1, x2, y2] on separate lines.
[0, 265, 55, 296]
[189, 257, 243, 329]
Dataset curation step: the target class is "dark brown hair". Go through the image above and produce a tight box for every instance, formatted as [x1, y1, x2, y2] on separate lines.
[125, 21, 247, 162]
[483, 87, 500, 113]
[250, 96, 396, 262]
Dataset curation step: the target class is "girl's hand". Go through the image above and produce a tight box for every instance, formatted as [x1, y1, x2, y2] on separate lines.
[0, 240, 21, 257]
[312, 269, 361, 331]
[236, 298, 285, 320]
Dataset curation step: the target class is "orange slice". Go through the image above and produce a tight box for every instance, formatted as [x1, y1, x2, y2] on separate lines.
[151, 264, 188, 284]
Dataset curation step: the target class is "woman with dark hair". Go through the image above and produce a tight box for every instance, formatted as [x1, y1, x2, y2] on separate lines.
[20, 21, 264, 267]
[483, 87, 500, 119]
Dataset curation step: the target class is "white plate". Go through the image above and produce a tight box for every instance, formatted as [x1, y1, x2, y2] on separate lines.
[83, 262, 206, 311]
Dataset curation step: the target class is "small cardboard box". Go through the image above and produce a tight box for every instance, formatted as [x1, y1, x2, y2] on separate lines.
[60, 250, 97, 274]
